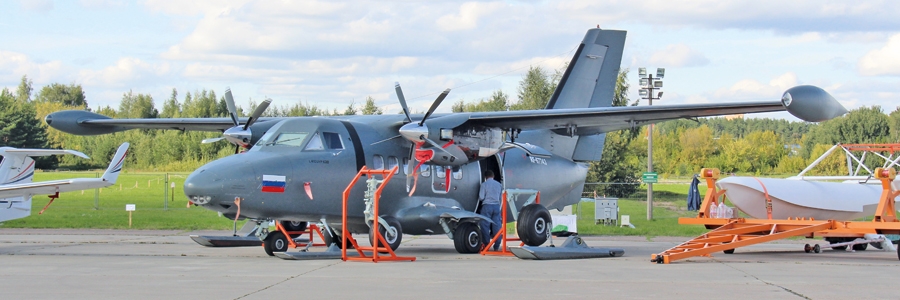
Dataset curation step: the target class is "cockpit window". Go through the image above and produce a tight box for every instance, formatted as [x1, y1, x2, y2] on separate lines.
[322, 132, 344, 150]
[304, 133, 324, 150]
[273, 132, 309, 147]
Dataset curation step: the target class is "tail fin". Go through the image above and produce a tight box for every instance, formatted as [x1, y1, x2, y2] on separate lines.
[0, 147, 89, 185]
[101, 143, 130, 183]
[540, 28, 626, 161]
[546, 28, 626, 110]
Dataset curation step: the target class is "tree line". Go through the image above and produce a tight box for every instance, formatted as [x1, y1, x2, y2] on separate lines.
[3, 70, 900, 197]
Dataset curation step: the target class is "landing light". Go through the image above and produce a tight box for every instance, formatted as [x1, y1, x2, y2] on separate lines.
[440, 129, 453, 140]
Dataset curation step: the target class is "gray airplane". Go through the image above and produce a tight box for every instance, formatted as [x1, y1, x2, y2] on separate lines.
[44, 28, 847, 255]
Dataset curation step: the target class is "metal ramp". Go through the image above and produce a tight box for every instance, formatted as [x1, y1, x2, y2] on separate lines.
[652, 219, 836, 264]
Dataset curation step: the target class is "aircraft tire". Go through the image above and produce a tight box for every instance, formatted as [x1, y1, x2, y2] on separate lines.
[369, 216, 402, 251]
[322, 227, 347, 249]
[281, 220, 308, 232]
[517, 204, 551, 246]
[264, 231, 289, 256]
[453, 222, 482, 254]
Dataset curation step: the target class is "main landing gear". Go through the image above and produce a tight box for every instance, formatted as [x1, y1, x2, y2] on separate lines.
[517, 204, 551, 246]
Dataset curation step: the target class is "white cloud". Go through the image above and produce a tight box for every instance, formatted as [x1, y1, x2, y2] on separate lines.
[20, 0, 53, 12]
[648, 44, 709, 67]
[0, 51, 66, 83]
[712, 72, 799, 101]
[78, 58, 172, 88]
[436, 2, 505, 31]
[858, 33, 900, 76]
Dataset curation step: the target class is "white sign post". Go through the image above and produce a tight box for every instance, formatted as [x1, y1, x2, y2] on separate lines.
[126, 204, 136, 228]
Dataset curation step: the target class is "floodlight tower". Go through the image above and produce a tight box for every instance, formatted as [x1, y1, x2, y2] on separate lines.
[639, 67, 664, 220]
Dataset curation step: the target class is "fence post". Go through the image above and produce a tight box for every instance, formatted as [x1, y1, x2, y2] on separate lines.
[94, 172, 99, 210]
[164, 173, 169, 210]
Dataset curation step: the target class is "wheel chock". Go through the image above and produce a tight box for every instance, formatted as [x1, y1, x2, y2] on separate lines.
[509, 235, 625, 260]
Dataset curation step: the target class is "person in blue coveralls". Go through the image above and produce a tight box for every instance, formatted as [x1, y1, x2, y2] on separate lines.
[479, 170, 503, 251]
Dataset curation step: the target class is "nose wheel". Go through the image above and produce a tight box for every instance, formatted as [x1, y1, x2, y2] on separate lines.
[263, 231, 289, 256]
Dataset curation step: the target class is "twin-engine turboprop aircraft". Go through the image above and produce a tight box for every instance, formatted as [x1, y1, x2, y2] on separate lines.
[45, 28, 847, 255]
[0, 143, 130, 223]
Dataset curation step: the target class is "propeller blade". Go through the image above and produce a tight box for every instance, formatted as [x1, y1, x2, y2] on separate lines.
[406, 145, 415, 192]
[244, 99, 272, 130]
[234, 144, 241, 154]
[395, 82, 411, 123]
[419, 88, 450, 126]
[201, 137, 224, 144]
[224, 88, 239, 126]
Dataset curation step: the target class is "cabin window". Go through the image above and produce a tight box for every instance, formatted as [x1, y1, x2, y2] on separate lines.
[322, 132, 344, 150]
[420, 164, 431, 177]
[402, 158, 409, 175]
[274, 132, 309, 147]
[373, 155, 384, 170]
[303, 132, 324, 150]
[435, 165, 446, 179]
[387, 156, 399, 174]
[452, 167, 463, 180]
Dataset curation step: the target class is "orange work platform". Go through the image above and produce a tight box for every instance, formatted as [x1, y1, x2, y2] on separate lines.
[340, 166, 415, 263]
[653, 167, 900, 264]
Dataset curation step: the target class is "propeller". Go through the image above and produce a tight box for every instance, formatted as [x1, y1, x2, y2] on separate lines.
[393, 83, 455, 195]
[202, 88, 272, 153]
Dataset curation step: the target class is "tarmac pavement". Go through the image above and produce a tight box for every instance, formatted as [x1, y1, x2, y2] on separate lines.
[0, 228, 897, 299]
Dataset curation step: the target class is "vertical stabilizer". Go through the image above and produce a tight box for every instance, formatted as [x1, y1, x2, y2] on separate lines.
[531, 28, 626, 161]
[101, 143, 130, 183]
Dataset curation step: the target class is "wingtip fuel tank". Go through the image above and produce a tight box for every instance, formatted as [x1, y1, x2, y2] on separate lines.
[782, 85, 848, 122]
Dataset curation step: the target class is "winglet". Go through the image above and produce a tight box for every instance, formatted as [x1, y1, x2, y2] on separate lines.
[101, 143, 130, 183]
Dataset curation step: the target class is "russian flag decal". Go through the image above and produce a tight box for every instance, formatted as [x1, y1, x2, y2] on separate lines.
[262, 175, 286, 193]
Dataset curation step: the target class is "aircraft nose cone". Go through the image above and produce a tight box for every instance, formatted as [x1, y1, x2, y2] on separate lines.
[184, 168, 221, 207]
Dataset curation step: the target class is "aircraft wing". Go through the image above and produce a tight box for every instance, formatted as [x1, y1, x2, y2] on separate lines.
[0, 179, 109, 198]
[44, 110, 283, 133]
[466, 101, 785, 135]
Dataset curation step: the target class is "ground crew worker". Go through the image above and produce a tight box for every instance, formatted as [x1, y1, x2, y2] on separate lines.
[479, 170, 503, 251]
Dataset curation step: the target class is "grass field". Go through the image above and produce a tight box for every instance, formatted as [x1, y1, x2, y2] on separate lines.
[2, 171, 237, 230]
[3, 172, 712, 237]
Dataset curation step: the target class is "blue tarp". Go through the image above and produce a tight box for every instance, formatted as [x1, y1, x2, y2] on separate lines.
[687, 175, 701, 211]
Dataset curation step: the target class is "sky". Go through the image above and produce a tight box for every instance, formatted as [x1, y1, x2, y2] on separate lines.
[2, 0, 899, 119]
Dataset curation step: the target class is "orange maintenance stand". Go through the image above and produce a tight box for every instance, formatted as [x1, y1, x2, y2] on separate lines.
[652, 167, 900, 264]
[340, 166, 415, 263]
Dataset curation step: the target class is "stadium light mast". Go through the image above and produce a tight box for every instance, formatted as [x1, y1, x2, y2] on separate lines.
[639, 67, 664, 220]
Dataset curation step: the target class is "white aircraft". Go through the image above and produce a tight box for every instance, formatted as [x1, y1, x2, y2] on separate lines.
[718, 144, 900, 220]
[0, 143, 129, 223]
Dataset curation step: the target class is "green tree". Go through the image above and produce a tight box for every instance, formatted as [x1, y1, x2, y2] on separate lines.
[361, 96, 382, 115]
[511, 66, 556, 110]
[34, 83, 87, 107]
[160, 88, 181, 118]
[16, 75, 32, 102]
[0, 88, 54, 168]
[452, 90, 509, 112]
[118, 91, 158, 119]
